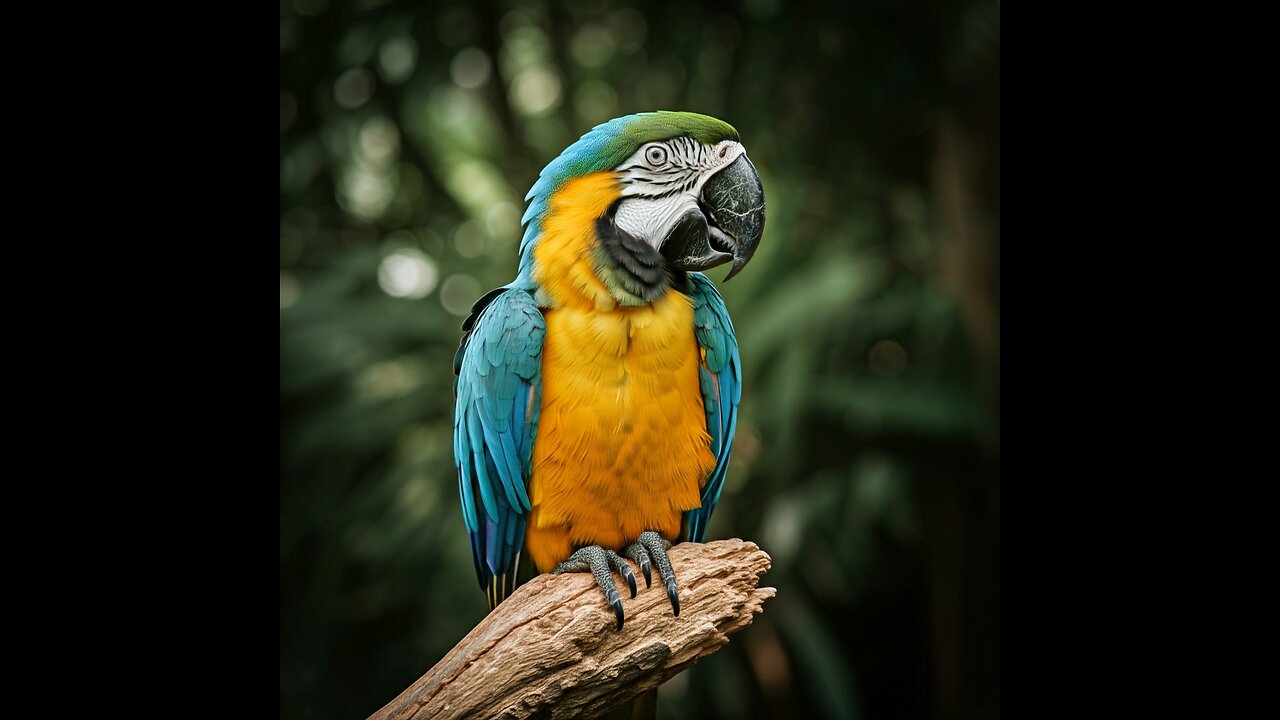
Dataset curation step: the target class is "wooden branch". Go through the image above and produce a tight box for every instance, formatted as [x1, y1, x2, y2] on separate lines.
[368, 539, 775, 720]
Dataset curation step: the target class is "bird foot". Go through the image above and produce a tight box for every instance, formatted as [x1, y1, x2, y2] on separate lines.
[625, 531, 680, 618]
[551, 531, 681, 631]
[551, 545, 637, 631]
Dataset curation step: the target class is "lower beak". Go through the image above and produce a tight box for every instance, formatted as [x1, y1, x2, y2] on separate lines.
[659, 154, 766, 281]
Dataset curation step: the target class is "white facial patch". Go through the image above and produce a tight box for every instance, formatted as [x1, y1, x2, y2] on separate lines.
[612, 138, 747, 248]
[613, 194, 699, 248]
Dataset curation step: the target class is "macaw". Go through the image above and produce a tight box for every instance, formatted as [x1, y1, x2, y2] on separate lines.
[453, 111, 765, 632]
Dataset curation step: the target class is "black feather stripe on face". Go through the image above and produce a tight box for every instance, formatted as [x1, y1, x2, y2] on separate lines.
[594, 199, 677, 306]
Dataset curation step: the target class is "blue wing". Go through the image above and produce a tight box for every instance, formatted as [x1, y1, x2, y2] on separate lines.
[453, 287, 545, 609]
[682, 272, 743, 543]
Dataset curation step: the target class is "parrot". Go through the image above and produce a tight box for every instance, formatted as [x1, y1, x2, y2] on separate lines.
[453, 111, 765, 646]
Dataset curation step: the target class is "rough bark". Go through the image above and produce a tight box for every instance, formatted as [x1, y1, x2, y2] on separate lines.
[368, 539, 775, 720]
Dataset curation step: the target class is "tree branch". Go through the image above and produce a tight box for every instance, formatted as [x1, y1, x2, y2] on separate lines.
[368, 539, 775, 720]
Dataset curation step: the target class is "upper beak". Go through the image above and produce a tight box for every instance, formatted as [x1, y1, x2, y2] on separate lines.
[701, 153, 765, 281]
[659, 153, 766, 281]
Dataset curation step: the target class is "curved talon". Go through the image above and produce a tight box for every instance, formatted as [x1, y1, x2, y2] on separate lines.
[625, 542, 653, 588]
[611, 553, 638, 598]
[636, 531, 680, 618]
[611, 599, 624, 631]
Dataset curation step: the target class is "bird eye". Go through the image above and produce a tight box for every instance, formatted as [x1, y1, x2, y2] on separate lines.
[719, 146, 728, 158]
[644, 145, 667, 166]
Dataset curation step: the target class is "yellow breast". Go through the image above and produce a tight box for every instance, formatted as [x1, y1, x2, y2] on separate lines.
[524, 173, 716, 573]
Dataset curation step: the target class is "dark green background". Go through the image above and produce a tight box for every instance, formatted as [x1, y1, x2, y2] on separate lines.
[280, 0, 999, 718]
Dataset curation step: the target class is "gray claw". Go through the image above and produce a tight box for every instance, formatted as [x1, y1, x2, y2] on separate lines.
[612, 553, 638, 598]
[625, 541, 653, 588]
[636, 531, 680, 618]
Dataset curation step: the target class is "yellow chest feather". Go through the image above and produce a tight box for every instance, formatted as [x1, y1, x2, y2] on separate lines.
[524, 173, 716, 572]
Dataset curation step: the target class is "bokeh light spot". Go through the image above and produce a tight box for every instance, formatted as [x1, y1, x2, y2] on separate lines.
[440, 274, 482, 316]
[378, 37, 418, 84]
[452, 220, 486, 258]
[510, 66, 562, 116]
[359, 116, 400, 162]
[761, 496, 804, 566]
[451, 48, 492, 89]
[337, 114, 401, 220]
[503, 26, 551, 72]
[334, 68, 375, 109]
[340, 164, 394, 220]
[484, 201, 521, 243]
[570, 25, 616, 68]
[377, 249, 439, 299]
[868, 339, 908, 376]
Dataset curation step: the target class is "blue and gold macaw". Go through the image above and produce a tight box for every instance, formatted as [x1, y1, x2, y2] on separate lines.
[454, 111, 764, 632]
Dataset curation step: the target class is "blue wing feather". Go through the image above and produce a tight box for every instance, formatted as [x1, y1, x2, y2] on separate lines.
[682, 272, 743, 543]
[454, 287, 545, 607]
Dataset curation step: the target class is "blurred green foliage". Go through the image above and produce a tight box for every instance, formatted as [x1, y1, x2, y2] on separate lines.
[281, 1, 999, 719]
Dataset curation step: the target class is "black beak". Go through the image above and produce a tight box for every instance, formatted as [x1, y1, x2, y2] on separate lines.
[702, 154, 765, 281]
[659, 154, 766, 281]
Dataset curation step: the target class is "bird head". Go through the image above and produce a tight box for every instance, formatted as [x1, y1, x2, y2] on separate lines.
[518, 111, 765, 284]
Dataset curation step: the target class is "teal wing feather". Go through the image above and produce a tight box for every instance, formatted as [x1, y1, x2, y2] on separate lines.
[682, 272, 742, 543]
[453, 287, 545, 609]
